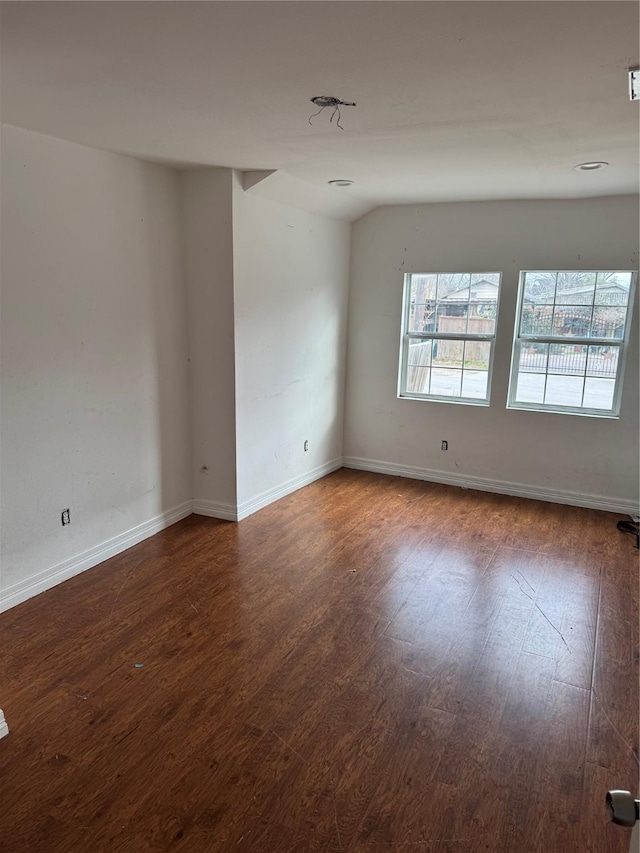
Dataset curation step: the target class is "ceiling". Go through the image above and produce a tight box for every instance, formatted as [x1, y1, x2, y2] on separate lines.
[2, 1, 638, 219]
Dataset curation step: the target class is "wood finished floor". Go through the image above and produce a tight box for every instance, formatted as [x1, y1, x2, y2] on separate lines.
[0, 470, 638, 852]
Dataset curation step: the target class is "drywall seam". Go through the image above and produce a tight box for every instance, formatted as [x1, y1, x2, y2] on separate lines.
[0, 501, 194, 613]
[191, 500, 238, 522]
[236, 458, 343, 521]
[342, 456, 638, 515]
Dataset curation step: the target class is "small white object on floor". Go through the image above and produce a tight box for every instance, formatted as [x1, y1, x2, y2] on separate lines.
[0, 709, 9, 739]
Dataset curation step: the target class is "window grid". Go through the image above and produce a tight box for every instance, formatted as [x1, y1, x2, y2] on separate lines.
[509, 270, 636, 417]
[399, 272, 501, 405]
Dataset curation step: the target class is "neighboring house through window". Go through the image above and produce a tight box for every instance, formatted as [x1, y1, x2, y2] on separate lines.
[398, 272, 501, 405]
[508, 270, 636, 417]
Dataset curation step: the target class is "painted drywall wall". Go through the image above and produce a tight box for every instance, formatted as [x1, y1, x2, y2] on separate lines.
[181, 168, 237, 517]
[232, 175, 351, 514]
[1, 125, 192, 603]
[344, 197, 639, 509]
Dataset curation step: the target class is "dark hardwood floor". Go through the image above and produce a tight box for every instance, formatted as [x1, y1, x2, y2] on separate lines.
[0, 470, 637, 852]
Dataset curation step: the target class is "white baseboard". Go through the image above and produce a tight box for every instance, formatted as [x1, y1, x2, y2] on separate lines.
[3, 456, 631, 616]
[342, 456, 638, 515]
[191, 499, 238, 522]
[0, 710, 8, 740]
[0, 500, 193, 613]
[235, 457, 343, 521]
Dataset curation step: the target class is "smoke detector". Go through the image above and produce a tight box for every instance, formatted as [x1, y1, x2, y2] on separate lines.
[328, 179, 354, 187]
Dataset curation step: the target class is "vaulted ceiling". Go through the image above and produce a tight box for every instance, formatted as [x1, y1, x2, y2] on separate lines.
[2, 1, 638, 219]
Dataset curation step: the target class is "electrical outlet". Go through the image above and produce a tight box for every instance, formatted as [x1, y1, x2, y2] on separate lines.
[441, 440, 448, 451]
[61, 509, 70, 526]
[304, 440, 309, 452]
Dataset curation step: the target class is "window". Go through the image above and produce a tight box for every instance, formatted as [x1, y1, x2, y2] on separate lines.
[508, 270, 636, 417]
[398, 272, 501, 405]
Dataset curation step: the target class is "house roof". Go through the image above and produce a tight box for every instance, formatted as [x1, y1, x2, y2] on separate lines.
[441, 280, 499, 302]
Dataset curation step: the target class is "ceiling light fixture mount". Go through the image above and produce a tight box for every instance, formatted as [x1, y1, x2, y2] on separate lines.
[309, 96, 356, 130]
[328, 179, 354, 187]
[311, 96, 355, 109]
[573, 161, 608, 172]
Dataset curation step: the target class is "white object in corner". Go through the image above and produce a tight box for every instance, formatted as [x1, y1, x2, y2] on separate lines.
[342, 456, 638, 516]
[0, 710, 8, 739]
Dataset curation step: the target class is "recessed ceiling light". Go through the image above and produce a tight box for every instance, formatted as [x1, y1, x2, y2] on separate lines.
[328, 179, 354, 187]
[573, 161, 609, 172]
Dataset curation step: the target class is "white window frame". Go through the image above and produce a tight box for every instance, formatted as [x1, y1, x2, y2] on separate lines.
[507, 270, 637, 418]
[398, 272, 502, 406]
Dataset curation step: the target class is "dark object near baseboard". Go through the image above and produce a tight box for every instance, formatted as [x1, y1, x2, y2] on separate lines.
[617, 519, 639, 549]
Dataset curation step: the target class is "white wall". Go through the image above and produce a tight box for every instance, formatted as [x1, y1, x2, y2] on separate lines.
[181, 168, 237, 516]
[1, 125, 192, 607]
[232, 175, 351, 515]
[6, 128, 635, 617]
[344, 197, 639, 510]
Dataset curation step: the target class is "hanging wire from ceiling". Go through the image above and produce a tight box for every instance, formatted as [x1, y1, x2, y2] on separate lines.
[308, 96, 356, 131]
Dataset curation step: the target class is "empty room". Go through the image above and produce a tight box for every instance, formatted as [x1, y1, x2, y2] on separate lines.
[1, 2, 638, 851]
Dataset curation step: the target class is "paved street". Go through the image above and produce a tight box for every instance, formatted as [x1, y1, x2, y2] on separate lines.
[408, 367, 615, 409]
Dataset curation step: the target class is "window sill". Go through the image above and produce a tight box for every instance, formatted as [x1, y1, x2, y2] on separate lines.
[398, 393, 490, 407]
[506, 403, 620, 419]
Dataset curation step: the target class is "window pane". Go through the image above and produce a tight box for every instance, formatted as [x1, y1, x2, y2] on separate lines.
[406, 339, 432, 394]
[524, 272, 556, 304]
[548, 344, 587, 376]
[432, 338, 463, 369]
[551, 305, 592, 337]
[463, 340, 491, 371]
[595, 272, 631, 306]
[462, 370, 488, 399]
[436, 274, 470, 332]
[509, 270, 634, 416]
[591, 306, 626, 339]
[583, 377, 615, 410]
[410, 274, 437, 302]
[521, 304, 553, 336]
[515, 372, 546, 404]
[470, 299, 497, 336]
[408, 274, 437, 332]
[408, 338, 432, 366]
[408, 301, 436, 332]
[434, 303, 468, 334]
[430, 368, 462, 397]
[406, 366, 430, 394]
[401, 272, 501, 404]
[555, 272, 596, 305]
[544, 375, 585, 407]
[436, 273, 471, 300]
[586, 345, 619, 378]
[519, 343, 548, 373]
[468, 275, 499, 335]
[470, 272, 500, 287]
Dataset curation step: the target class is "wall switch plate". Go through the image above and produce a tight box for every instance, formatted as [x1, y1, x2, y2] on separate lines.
[441, 440, 448, 451]
[61, 509, 70, 526]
